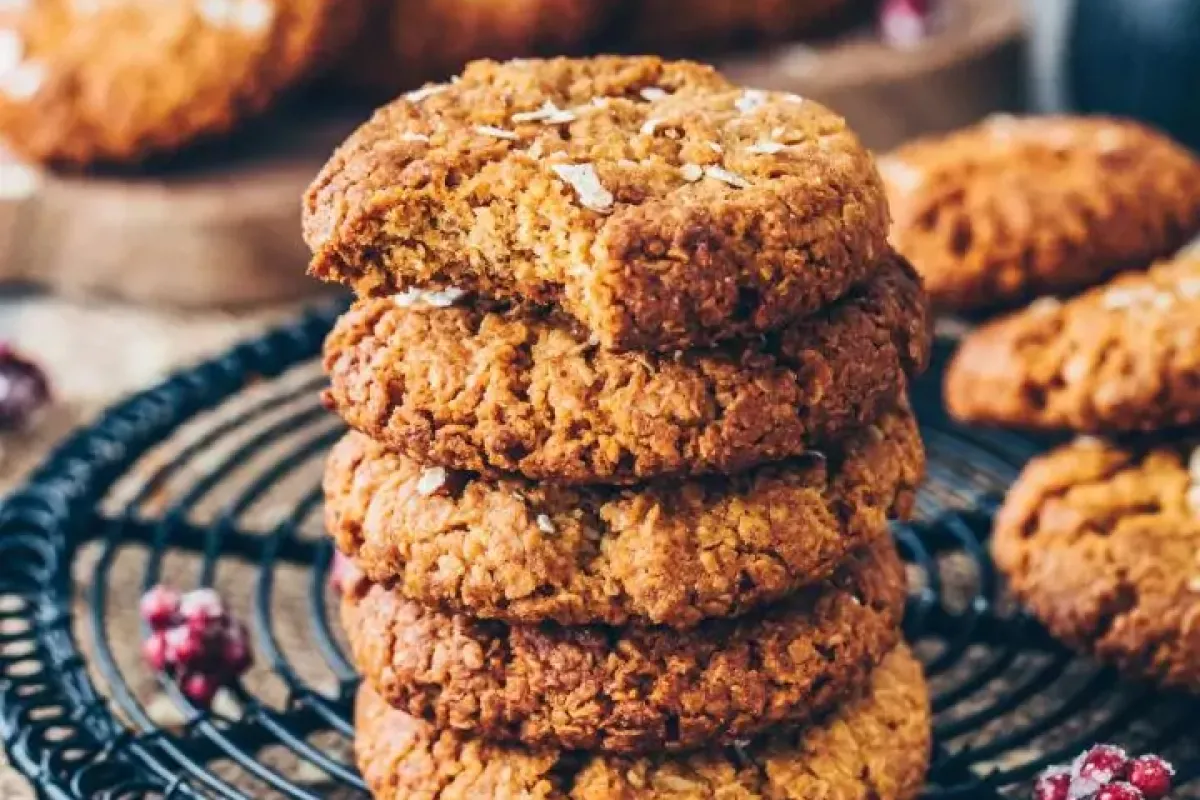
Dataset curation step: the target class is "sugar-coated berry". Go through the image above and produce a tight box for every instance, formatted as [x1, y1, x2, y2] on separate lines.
[1033, 768, 1071, 800]
[1128, 754, 1174, 799]
[1076, 744, 1131, 786]
[164, 625, 208, 670]
[180, 672, 220, 708]
[179, 588, 226, 633]
[221, 624, 253, 676]
[141, 632, 169, 672]
[1095, 783, 1144, 800]
[139, 585, 180, 631]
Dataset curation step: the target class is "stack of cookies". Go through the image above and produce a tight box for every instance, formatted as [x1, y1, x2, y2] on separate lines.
[305, 56, 934, 798]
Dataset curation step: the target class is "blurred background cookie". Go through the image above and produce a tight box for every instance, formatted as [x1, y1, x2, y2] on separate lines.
[882, 115, 1200, 312]
[616, 0, 856, 53]
[0, 0, 364, 166]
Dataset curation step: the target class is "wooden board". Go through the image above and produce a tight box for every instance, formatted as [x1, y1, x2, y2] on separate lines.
[0, 0, 1023, 309]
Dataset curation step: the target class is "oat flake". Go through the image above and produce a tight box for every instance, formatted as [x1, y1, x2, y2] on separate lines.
[735, 89, 768, 114]
[704, 165, 750, 189]
[1028, 296, 1062, 316]
[707, 141, 723, 153]
[416, 467, 447, 496]
[639, 87, 668, 101]
[747, 140, 786, 155]
[0, 60, 42, 101]
[400, 132, 430, 143]
[640, 117, 662, 136]
[551, 163, 614, 213]
[405, 83, 448, 104]
[511, 101, 576, 125]
[679, 163, 703, 182]
[475, 125, 519, 141]
[536, 514, 556, 534]
[394, 287, 465, 308]
[197, 0, 274, 33]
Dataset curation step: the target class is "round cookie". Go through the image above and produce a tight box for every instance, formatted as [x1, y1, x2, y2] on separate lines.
[323, 253, 930, 485]
[334, 0, 604, 98]
[355, 645, 931, 800]
[619, 0, 850, 53]
[341, 537, 907, 754]
[305, 56, 893, 353]
[945, 257, 1200, 434]
[0, 0, 363, 165]
[881, 115, 1200, 312]
[993, 435, 1200, 689]
[325, 402, 923, 629]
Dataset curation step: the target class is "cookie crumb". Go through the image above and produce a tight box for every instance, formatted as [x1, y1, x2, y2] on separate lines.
[416, 467, 447, 496]
[551, 163, 614, 213]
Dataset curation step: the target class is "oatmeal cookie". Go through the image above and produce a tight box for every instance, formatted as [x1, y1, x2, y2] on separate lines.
[323, 253, 929, 485]
[325, 402, 922, 629]
[945, 257, 1200, 434]
[355, 644, 930, 800]
[882, 115, 1200, 312]
[993, 434, 1200, 689]
[304, 56, 892, 353]
[334, 0, 603, 97]
[0, 0, 362, 165]
[342, 537, 906, 754]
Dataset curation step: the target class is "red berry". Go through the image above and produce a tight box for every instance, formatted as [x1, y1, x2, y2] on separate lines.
[879, 0, 938, 49]
[0, 343, 51, 430]
[1033, 768, 1071, 800]
[164, 625, 207, 670]
[1095, 783, 1144, 800]
[179, 588, 226, 633]
[1128, 755, 1174, 799]
[1075, 744, 1131, 787]
[180, 672, 219, 708]
[141, 632, 169, 672]
[221, 624, 253, 676]
[139, 586, 180, 631]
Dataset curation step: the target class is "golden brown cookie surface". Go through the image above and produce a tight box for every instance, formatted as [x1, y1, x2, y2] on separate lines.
[883, 115, 1200, 312]
[325, 402, 922, 629]
[342, 538, 907, 754]
[354, 645, 930, 800]
[0, 0, 361, 165]
[305, 56, 892, 352]
[322, 253, 930, 485]
[945, 257, 1200, 434]
[993, 434, 1200, 690]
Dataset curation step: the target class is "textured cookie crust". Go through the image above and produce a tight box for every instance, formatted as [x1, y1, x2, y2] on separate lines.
[323, 254, 930, 485]
[882, 115, 1200, 312]
[355, 645, 930, 800]
[0, 0, 361, 165]
[325, 403, 922, 629]
[342, 538, 907, 754]
[304, 56, 891, 353]
[994, 435, 1200, 690]
[945, 257, 1200, 434]
[620, 0, 849, 52]
[334, 0, 603, 97]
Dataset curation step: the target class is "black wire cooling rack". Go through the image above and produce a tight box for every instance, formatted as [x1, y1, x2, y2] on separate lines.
[2, 305, 1200, 799]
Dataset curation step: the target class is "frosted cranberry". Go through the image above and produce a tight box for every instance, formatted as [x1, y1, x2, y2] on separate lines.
[221, 624, 253, 676]
[1075, 744, 1131, 786]
[1128, 755, 1174, 799]
[879, 0, 937, 49]
[139, 586, 180, 631]
[0, 343, 50, 430]
[1095, 783, 1144, 800]
[180, 672, 220, 708]
[164, 625, 207, 670]
[141, 632, 169, 672]
[179, 588, 226, 633]
[1033, 768, 1071, 800]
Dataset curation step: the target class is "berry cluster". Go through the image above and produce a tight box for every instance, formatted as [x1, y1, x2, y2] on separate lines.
[140, 586, 253, 708]
[1035, 745, 1174, 800]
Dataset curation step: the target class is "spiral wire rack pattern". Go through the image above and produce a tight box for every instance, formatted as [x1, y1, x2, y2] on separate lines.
[1, 305, 1199, 799]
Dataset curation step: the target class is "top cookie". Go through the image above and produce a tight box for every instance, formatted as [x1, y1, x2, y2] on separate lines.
[882, 115, 1200, 312]
[945, 257, 1200, 434]
[304, 56, 891, 353]
[0, 0, 361, 166]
